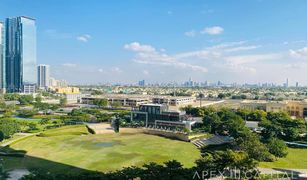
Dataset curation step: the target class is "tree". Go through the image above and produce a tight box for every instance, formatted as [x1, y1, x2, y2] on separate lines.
[198, 93, 205, 107]
[35, 95, 42, 103]
[93, 99, 108, 108]
[113, 117, 120, 133]
[236, 130, 274, 162]
[34, 102, 50, 114]
[110, 102, 121, 108]
[218, 93, 226, 99]
[18, 95, 34, 105]
[203, 112, 221, 133]
[266, 138, 288, 158]
[60, 97, 67, 107]
[260, 112, 306, 141]
[18, 109, 38, 118]
[0, 131, 4, 142]
[39, 118, 51, 125]
[236, 109, 267, 121]
[4, 93, 20, 101]
[195, 150, 258, 179]
[0, 119, 21, 138]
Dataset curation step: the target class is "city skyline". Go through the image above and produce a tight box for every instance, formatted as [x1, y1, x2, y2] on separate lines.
[1, 0, 307, 85]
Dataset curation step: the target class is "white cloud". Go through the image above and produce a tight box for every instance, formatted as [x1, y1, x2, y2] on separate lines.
[111, 67, 122, 73]
[124, 41, 270, 75]
[62, 63, 77, 67]
[201, 26, 224, 35]
[174, 42, 258, 60]
[124, 42, 208, 73]
[143, 70, 149, 75]
[224, 63, 257, 74]
[225, 53, 281, 65]
[77, 34, 92, 42]
[184, 30, 196, 37]
[284, 62, 307, 69]
[208, 41, 246, 50]
[225, 45, 261, 52]
[175, 50, 221, 60]
[124, 42, 156, 52]
[283, 41, 289, 45]
[289, 47, 307, 59]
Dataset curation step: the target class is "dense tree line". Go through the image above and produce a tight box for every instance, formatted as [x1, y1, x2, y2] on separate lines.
[183, 106, 305, 161]
[21, 158, 260, 180]
[62, 108, 123, 123]
[260, 111, 306, 141]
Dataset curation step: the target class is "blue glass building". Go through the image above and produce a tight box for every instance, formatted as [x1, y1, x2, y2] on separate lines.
[0, 22, 5, 92]
[5, 16, 37, 93]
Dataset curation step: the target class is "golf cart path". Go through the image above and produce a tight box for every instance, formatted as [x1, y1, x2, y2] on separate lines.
[0, 133, 37, 149]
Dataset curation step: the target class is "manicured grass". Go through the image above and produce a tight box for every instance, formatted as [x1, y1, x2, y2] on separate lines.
[260, 147, 307, 169]
[0, 134, 25, 146]
[2, 125, 200, 173]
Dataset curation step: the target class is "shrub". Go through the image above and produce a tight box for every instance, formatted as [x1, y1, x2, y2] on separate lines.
[266, 138, 288, 158]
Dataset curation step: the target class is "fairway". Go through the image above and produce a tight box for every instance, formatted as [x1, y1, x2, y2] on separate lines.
[2, 125, 200, 173]
[260, 147, 307, 169]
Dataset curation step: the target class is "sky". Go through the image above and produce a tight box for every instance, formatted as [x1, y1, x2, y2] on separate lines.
[1, 0, 307, 85]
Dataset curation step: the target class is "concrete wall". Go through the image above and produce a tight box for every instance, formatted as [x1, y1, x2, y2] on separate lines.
[143, 129, 189, 142]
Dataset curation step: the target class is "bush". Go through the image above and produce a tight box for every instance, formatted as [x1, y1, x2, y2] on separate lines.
[266, 138, 288, 158]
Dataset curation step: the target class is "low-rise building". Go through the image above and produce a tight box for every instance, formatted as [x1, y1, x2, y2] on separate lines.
[266, 102, 287, 112]
[53, 87, 82, 104]
[131, 103, 194, 130]
[240, 99, 307, 119]
[240, 100, 267, 111]
[54, 87, 80, 94]
[22, 84, 36, 94]
[152, 96, 196, 106]
[82, 94, 150, 107]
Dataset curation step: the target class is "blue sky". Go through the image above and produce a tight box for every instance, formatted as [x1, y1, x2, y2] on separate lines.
[1, 0, 307, 85]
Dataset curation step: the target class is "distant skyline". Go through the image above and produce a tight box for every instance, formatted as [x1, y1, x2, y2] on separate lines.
[1, 0, 307, 85]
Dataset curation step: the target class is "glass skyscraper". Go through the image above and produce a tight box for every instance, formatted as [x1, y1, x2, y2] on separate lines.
[5, 16, 37, 93]
[0, 22, 5, 92]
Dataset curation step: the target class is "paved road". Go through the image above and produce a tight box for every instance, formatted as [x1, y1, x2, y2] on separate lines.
[258, 168, 307, 174]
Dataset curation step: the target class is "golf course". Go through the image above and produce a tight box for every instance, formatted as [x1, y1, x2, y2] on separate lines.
[1, 125, 201, 173]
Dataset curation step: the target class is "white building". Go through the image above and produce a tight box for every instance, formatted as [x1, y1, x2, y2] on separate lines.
[23, 84, 36, 94]
[49, 77, 67, 88]
[37, 64, 50, 89]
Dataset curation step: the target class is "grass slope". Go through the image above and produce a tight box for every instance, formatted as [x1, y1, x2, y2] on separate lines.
[2, 125, 200, 173]
[260, 148, 307, 169]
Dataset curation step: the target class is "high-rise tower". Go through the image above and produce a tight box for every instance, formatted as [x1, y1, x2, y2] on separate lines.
[37, 64, 50, 89]
[5, 16, 37, 93]
[0, 22, 5, 93]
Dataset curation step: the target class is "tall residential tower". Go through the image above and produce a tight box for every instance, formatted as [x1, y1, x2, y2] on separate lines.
[5, 16, 37, 93]
[37, 64, 50, 89]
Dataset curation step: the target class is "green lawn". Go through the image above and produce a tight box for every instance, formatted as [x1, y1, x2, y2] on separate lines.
[260, 147, 307, 169]
[2, 125, 200, 173]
